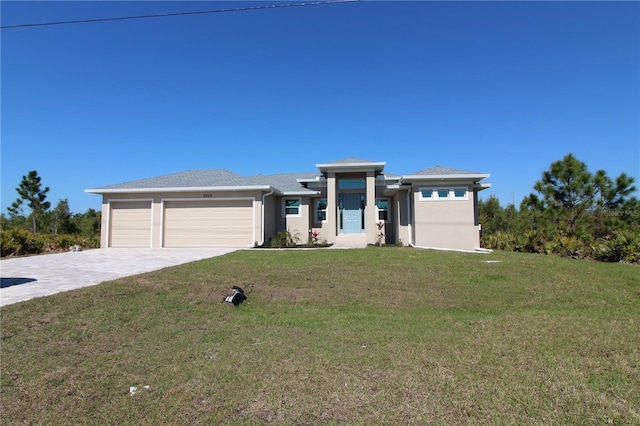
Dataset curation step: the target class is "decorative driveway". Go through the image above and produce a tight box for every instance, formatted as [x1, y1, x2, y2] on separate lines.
[0, 248, 239, 306]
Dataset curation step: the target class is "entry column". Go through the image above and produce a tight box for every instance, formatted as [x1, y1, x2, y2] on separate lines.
[326, 172, 337, 242]
[365, 170, 376, 244]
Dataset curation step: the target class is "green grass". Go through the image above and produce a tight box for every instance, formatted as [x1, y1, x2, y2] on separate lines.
[2, 248, 639, 425]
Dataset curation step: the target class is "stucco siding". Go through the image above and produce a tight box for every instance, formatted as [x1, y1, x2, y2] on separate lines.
[274, 196, 311, 245]
[412, 187, 480, 250]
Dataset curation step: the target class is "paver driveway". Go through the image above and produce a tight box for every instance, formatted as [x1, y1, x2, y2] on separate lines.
[0, 248, 239, 306]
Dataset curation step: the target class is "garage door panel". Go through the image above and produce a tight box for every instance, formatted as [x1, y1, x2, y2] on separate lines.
[163, 200, 253, 247]
[109, 201, 152, 248]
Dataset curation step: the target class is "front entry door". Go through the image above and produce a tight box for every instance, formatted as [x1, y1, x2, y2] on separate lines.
[339, 193, 364, 234]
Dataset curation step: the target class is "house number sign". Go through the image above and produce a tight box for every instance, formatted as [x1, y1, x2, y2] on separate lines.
[203, 194, 213, 198]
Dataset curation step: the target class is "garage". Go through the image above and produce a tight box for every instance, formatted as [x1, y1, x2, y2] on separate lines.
[109, 201, 152, 247]
[163, 199, 254, 247]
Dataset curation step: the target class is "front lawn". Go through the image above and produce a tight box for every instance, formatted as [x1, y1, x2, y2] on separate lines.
[1, 248, 638, 424]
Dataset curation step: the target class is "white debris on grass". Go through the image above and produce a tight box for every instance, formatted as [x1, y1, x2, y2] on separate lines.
[129, 385, 150, 395]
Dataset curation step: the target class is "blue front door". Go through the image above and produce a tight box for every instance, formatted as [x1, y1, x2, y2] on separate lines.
[339, 193, 364, 234]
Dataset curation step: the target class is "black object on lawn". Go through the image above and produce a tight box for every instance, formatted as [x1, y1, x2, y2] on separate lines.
[223, 286, 247, 307]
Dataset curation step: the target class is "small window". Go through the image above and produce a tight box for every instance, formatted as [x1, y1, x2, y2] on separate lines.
[315, 199, 327, 222]
[454, 189, 467, 198]
[284, 198, 300, 216]
[338, 179, 366, 190]
[420, 187, 467, 201]
[376, 199, 389, 222]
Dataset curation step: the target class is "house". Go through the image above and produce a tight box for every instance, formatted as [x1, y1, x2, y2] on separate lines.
[85, 158, 491, 251]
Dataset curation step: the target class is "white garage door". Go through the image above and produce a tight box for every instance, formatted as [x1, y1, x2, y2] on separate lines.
[109, 201, 152, 247]
[163, 199, 253, 247]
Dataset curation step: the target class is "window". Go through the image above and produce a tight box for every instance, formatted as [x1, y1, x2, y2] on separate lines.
[454, 189, 467, 198]
[338, 178, 366, 189]
[315, 199, 327, 222]
[376, 199, 389, 222]
[437, 189, 450, 198]
[420, 189, 433, 199]
[284, 198, 301, 216]
[419, 187, 468, 201]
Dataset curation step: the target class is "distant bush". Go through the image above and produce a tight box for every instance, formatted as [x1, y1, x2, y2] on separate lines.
[0, 229, 100, 258]
[592, 231, 640, 264]
[481, 230, 640, 264]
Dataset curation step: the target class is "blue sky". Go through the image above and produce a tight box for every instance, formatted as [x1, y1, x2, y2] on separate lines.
[2, 1, 639, 214]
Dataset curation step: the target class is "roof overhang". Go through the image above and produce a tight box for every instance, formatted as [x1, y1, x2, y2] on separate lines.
[473, 183, 492, 191]
[280, 190, 322, 197]
[316, 161, 386, 174]
[401, 173, 490, 182]
[383, 183, 411, 196]
[85, 185, 274, 194]
[297, 176, 325, 184]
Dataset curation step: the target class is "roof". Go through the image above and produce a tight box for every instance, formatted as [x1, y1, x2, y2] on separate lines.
[316, 157, 386, 173]
[90, 169, 251, 190]
[319, 157, 378, 165]
[402, 166, 490, 182]
[412, 166, 482, 176]
[86, 169, 320, 195]
[86, 163, 489, 195]
[247, 173, 319, 195]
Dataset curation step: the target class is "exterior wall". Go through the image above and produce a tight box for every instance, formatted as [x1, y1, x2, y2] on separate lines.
[374, 182, 396, 245]
[308, 185, 331, 244]
[411, 185, 481, 250]
[100, 190, 263, 248]
[394, 190, 410, 246]
[99, 197, 109, 248]
[262, 193, 277, 246]
[273, 195, 311, 246]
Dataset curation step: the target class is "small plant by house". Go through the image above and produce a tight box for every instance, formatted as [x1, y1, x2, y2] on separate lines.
[270, 228, 301, 248]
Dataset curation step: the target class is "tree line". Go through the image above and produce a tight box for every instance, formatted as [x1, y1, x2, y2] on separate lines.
[1, 170, 101, 256]
[479, 153, 640, 263]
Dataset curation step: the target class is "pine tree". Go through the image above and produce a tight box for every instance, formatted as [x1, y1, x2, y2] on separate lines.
[9, 170, 51, 233]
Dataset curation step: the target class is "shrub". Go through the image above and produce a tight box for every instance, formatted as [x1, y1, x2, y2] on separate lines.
[592, 231, 640, 264]
[0, 230, 100, 257]
[271, 229, 301, 248]
[481, 231, 517, 251]
[515, 230, 549, 254]
[551, 235, 587, 258]
[0, 229, 46, 257]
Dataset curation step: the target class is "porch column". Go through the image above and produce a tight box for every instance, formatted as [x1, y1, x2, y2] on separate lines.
[327, 172, 337, 242]
[366, 170, 376, 244]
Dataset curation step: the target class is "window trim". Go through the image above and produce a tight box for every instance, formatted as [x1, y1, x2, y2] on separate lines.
[315, 198, 327, 223]
[283, 197, 301, 217]
[375, 198, 391, 223]
[419, 187, 469, 201]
